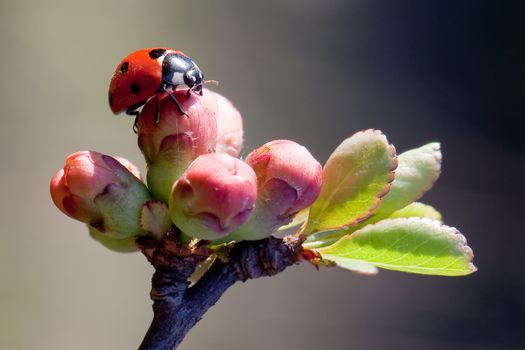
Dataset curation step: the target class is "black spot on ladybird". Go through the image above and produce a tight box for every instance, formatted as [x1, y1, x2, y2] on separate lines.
[130, 83, 141, 95]
[149, 48, 167, 59]
[120, 62, 129, 74]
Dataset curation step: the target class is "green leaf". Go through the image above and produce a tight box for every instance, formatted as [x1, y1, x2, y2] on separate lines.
[303, 130, 397, 235]
[374, 143, 441, 217]
[389, 202, 442, 221]
[304, 202, 443, 249]
[323, 256, 378, 275]
[317, 218, 476, 276]
[275, 208, 309, 236]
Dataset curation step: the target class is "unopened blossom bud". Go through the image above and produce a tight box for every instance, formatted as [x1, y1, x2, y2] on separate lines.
[137, 89, 218, 203]
[89, 226, 138, 253]
[228, 140, 323, 241]
[50, 151, 151, 239]
[212, 90, 244, 157]
[114, 156, 144, 180]
[169, 153, 257, 240]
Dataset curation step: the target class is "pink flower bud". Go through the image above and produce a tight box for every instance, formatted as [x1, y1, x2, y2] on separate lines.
[228, 140, 323, 241]
[212, 90, 244, 157]
[50, 151, 151, 239]
[137, 89, 218, 203]
[114, 156, 144, 181]
[169, 153, 257, 240]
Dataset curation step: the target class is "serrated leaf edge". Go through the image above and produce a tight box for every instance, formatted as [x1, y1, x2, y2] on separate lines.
[386, 143, 442, 211]
[307, 129, 398, 233]
[404, 142, 442, 205]
[140, 199, 172, 239]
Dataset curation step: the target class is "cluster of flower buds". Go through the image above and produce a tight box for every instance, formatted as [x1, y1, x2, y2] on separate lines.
[51, 89, 323, 249]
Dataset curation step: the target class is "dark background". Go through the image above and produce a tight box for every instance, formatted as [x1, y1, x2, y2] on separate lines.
[0, 1, 523, 349]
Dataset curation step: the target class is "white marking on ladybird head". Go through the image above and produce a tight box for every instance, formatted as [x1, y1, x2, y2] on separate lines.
[170, 72, 185, 86]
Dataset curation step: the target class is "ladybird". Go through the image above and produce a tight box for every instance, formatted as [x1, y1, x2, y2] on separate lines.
[108, 48, 204, 127]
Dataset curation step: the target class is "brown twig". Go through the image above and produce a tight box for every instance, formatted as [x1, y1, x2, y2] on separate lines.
[136, 234, 305, 350]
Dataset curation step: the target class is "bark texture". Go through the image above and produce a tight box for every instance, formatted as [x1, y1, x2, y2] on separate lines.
[136, 233, 305, 350]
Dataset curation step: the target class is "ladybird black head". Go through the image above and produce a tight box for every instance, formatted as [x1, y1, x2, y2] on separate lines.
[120, 62, 129, 74]
[130, 83, 141, 95]
[149, 48, 167, 59]
[184, 69, 204, 95]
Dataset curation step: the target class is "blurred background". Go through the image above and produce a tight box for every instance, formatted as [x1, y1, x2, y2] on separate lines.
[1, 1, 523, 349]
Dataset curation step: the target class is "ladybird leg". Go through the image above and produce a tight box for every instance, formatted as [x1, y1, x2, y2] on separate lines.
[133, 117, 139, 133]
[126, 109, 140, 133]
[162, 85, 190, 118]
[186, 88, 192, 99]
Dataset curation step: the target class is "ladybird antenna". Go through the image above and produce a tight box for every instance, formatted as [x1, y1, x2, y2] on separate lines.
[204, 80, 219, 86]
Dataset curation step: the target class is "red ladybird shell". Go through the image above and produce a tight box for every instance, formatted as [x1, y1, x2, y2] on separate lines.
[108, 48, 185, 114]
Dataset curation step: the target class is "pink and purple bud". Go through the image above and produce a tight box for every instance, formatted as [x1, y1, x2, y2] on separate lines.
[169, 153, 257, 240]
[50, 151, 151, 239]
[212, 90, 244, 157]
[114, 156, 144, 180]
[228, 140, 323, 241]
[137, 89, 218, 203]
